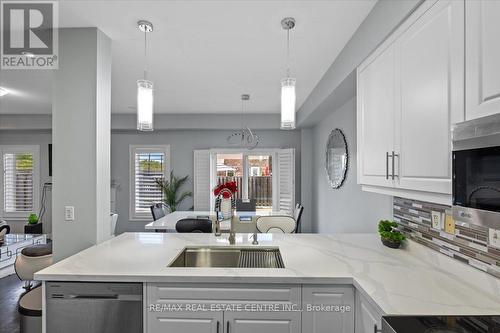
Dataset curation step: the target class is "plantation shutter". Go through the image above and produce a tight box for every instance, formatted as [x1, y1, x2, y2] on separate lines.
[277, 148, 295, 215]
[2, 146, 39, 216]
[131, 146, 169, 219]
[193, 150, 211, 211]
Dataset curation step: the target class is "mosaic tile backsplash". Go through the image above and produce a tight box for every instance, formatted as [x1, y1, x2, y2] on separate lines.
[393, 197, 500, 279]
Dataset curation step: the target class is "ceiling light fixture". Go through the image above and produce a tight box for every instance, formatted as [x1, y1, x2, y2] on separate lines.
[226, 94, 259, 150]
[137, 20, 154, 131]
[280, 17, 296, 130]
[0, 87, 9, 97]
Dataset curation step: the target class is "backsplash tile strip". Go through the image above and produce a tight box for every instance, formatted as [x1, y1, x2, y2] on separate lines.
[393, 197, 500, 279]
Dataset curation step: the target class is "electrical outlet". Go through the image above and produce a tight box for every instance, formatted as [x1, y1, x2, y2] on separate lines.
[489, 228, 500, 249]
[444, 215, 455, 234]
[431, 211, 442, 230]
[65, 206, 75, 221]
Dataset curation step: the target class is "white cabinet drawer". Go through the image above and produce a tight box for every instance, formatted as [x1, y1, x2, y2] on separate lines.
[302, 285, 355, 333]
[147, 283, 301, 305]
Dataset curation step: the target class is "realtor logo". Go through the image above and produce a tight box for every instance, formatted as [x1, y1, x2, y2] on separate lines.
[1, 0, 58, 69]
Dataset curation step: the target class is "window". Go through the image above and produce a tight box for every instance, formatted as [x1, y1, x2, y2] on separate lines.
[0, 146, 40, 219]
[193, 149, 295, 214]
[215, 153, 274, 212]
[130, 145, 170, 220]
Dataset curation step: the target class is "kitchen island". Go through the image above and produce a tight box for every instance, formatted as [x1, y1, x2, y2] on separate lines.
[36, 233, 500, 332]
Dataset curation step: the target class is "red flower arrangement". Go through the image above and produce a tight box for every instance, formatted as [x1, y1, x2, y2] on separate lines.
[213, 181, 238, 198]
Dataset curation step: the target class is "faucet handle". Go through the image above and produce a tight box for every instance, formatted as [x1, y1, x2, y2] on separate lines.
[252, 233, 258, 245]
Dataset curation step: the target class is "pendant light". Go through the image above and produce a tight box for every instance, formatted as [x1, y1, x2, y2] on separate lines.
[226, 94, 259, 150]
[280, 17, 296, 130]
[137, 20, 154, 131]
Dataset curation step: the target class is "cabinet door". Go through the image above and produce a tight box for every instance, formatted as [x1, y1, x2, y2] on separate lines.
[224, 311, 300, 333]
[357, 43, 396, 188]
[354, 292, 383, 333]
[302, 285, 354, 333]
[466, 0, 500, 120]
[395, 0, 464, 195]
[148, 311, 223, 333]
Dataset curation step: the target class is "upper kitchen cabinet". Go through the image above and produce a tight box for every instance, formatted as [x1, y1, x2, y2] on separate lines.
[357, 43, 396, 189]
[466, 0, 500, 120]
[395, 0, 464, 194]
[357, 0, 464, 205]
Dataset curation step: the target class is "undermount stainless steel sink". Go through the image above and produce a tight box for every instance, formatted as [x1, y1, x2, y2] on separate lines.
[168, 247, 285, 268]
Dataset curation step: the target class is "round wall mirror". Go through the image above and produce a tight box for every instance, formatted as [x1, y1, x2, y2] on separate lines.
[325, 128, 348, 189]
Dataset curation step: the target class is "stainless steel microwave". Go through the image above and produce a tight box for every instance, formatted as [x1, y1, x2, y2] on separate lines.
[452, 114, 500, 228]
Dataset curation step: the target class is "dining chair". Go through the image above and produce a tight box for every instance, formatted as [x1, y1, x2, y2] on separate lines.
[256, 216, 296, 233]
[0, 222, 10, 244]
[294, 204, 304, 233]
[150, 203, 166, 221]
[175, 218, 212, 233]
[236, 199, 256, 212]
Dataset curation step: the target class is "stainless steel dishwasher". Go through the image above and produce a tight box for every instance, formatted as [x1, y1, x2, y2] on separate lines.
[46, 282, 143, 333]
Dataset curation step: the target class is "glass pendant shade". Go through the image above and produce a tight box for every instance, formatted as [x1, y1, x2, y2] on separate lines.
[280, 77, 296, 130]
[137, 79, 154, 131]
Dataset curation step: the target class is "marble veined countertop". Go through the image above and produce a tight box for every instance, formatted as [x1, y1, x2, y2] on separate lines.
[35, 233, 500, 315]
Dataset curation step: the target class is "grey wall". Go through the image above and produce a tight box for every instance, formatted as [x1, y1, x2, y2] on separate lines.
[111, 129, 302, 233]
[0, 131, 52, 234]
[52, 28, 112, 261]
[311, 97, 392, 233]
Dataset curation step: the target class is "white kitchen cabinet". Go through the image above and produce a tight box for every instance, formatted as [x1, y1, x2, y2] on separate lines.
[466, 0, 500, 120]
[302, 285, 354, 333]
[357, 0, 464, 204]
[148, 311, 222, 333]
[224, 311, 300, 333]
[354, 292, 384, 333]
[395, 0, 463, 194]
[357, 43, 396, 189]
[146, 283, 301, 333]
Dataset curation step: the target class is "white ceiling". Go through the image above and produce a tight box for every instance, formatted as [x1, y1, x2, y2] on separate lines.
[0, 0, 376, 115]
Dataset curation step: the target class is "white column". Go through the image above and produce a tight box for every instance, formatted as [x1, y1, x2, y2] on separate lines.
[52, 28, 111, 261]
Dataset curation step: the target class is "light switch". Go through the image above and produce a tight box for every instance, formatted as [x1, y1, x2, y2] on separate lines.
[65, 206, 75, 221]
[489, 228, 500, 249]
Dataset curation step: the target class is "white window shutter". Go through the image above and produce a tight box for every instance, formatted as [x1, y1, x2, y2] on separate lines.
[129, 145, 169, 220]
[1, 145, 39, 217]
[193, 150, 211, 211]
[133, 151, 165, 215]
[277, 148, 295, 215]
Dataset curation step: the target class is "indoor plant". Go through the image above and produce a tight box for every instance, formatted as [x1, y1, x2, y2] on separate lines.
[378, 220, 405, 249]
[28, 213, 39, 225]
[155, 171, 192, 213]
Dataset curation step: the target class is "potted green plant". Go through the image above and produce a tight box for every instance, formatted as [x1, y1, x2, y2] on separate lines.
[28, 213, 39, 225]
[155, 171, 192, 213]
[378, 220, 405, 249]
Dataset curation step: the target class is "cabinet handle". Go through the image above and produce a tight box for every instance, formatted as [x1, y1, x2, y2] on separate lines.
[391, 151, 399, 180]
[217, 321, 220, 333]
[374, 324, 382, 333]
[386, 152, 390, 180]
[226, 321, 230, 333]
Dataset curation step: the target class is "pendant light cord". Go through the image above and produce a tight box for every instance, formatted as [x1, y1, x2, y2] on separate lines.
[241, 97, 244, 130]
[143, 29, 148, 80]
[286, 28, 290, 78]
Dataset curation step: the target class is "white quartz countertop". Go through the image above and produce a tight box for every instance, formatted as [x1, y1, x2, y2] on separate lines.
[35, 233, 500, 315]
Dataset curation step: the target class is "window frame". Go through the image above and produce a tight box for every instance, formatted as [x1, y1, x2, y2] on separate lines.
[129, 145, 171, 221]
[0, 145, 40, 220]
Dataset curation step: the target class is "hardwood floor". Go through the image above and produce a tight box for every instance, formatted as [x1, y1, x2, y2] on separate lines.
[0, 274, 24, 333]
